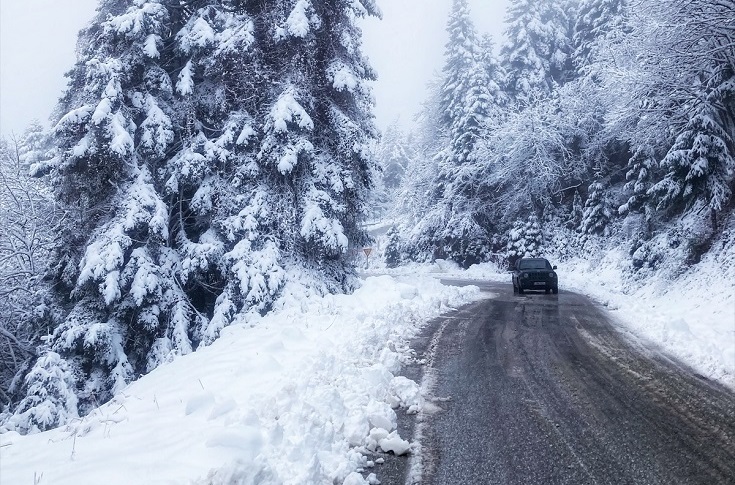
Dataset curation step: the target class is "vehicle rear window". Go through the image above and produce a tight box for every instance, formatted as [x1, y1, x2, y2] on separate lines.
[519, 259, 550, 270]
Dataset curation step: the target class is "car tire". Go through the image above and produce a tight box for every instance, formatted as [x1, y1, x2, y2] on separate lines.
[552, 287, 558, 294]
[545, 288, 550, 294]
[518, 286, 524, 294]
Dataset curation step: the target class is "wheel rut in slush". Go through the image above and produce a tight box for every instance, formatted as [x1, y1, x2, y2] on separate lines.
[381, 281, 735, 485]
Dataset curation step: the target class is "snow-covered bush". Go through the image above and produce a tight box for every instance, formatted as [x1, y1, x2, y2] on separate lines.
[0, 351, 78, 434]
[507, 215, 543, 263]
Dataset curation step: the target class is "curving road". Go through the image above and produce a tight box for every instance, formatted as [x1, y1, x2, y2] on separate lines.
[383, 281, 735, 485]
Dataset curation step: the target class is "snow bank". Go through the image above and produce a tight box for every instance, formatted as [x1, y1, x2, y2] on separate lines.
[0, 275, 480, 485]
[559, 247, 735, 388]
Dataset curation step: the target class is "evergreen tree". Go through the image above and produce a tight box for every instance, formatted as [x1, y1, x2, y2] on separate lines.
[650, 107, 735, 216]
[507, 215, 543, 262]
[439, 0, 491, 165]
[619, 145, 657, 217]
[569, 189, 584, 229]
[5, 0, 379, 432]
[479, 34, 508, 112]
[258, 0, 380, 292]
[501, 0, 574, 103]
[581, 181, 614, 235]
[408, 0, 494, 266]
[0, 351, 78, 434]
[377, 121, 413, 191]
[573, 0, 628, 69]
[384, 226, 402, 268]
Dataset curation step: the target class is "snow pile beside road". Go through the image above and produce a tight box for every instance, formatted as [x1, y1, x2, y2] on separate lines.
[559, 247, 735, 388]
[0, 275, 480, 485]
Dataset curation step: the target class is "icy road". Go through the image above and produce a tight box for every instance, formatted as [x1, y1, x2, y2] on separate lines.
[390, 281, 735, 485]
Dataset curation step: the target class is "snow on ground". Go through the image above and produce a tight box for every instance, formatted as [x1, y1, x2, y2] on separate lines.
[0, 275, 481, 485]
[559, 248, 735, 388]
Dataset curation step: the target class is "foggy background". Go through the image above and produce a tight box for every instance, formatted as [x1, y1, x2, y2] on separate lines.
[0, 0, 510, 136]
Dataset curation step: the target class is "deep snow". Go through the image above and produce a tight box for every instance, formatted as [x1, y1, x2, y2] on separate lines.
[0, 275, 480, 485]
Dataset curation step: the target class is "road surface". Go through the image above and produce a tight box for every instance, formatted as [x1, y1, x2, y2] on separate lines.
[381, 280, 735, 485]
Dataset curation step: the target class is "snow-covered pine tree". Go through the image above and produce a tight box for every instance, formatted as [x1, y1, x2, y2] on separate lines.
[409, 0, 493, 266]
[479, 33, 507, 112]
[5, 0, 380, 432]
[0, 351, 78, 434]
[439, 0, 490, 166]
[581, 180, 614, 235]
[25, 0, 219, 419]
[507, 215, 543, 263]
[569, 189, 584, 229]
[650, 105, 735, 219]
[384, 226, 402, 268]
[256, 0, 381, 293]
[394, 76, 446, 237]
[377, 121, 413, 191]
[619, 145, 657, 217]
[500, 0, 574, 103]
[573, 0, 628, 69]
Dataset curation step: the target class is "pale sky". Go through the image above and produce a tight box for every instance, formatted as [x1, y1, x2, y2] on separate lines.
[0, 0, 509, 137]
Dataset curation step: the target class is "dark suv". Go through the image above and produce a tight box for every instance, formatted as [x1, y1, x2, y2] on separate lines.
[511, 258, 558, 294]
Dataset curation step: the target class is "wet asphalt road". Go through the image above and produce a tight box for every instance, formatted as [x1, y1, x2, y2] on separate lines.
[380, 280, 735, 485]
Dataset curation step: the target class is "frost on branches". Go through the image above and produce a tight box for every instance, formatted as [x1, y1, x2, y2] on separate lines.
[3, 0, 379, 433]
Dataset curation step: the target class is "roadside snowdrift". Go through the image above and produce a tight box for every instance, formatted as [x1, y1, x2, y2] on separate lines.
[560, 245, 735, 388]
[0, 275, 480, 485]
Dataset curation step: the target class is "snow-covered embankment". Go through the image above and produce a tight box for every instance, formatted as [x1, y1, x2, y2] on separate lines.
[0, 275, 481, 484]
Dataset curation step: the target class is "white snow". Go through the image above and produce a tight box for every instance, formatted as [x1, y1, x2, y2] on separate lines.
[559, 249, 735, 387]
[271, 88, 314, 133]
[178, 16, 216, 54]
[285, 0, 315, 39]
[329, 61, 359, 92]
[1, 275, 481, 484]
[177, 60, 195, 96]
[143, 34, 160, 58]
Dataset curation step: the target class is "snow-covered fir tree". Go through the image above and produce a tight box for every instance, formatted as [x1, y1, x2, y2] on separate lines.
[650, 107, 735, 218]
[500, 0, 574, 103]
[1, 351, 78, 434]
[384, 225, 402, 268]
[619, 145, 657, 217]
[5, 0, 379, 433]
[438, 0, 491, 166]
[581, 180, 614, 235]
[408, 0, 495, 266]
[507, 215, 543, 262]
[573, 0, 628, 69]
[570, 189, 584, 229]
[377, 121, 413, 191]
[479, 34, 508, 112]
